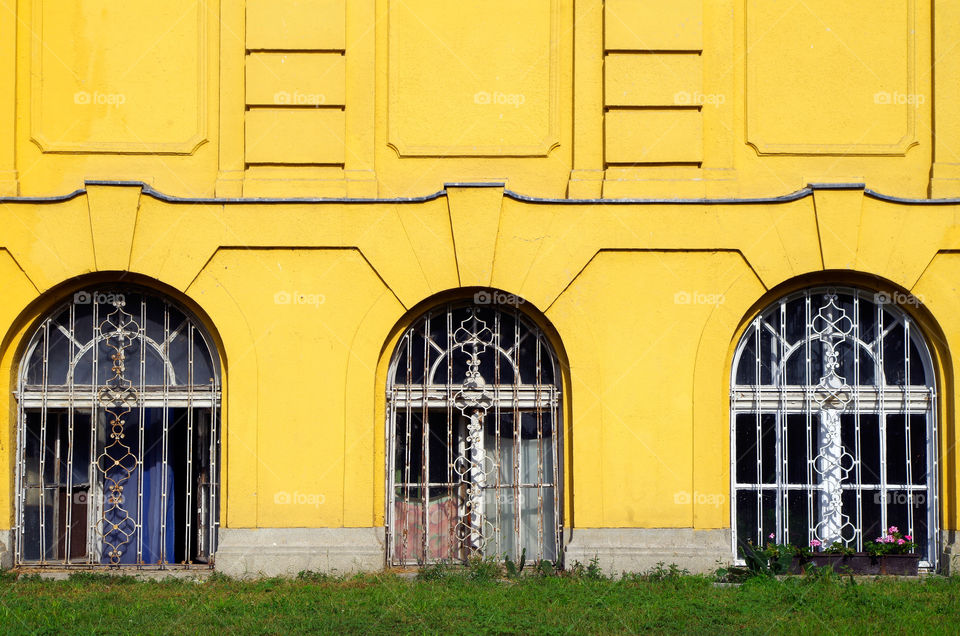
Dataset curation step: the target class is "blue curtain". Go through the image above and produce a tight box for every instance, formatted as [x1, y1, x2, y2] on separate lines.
[101, 408, 175, 565]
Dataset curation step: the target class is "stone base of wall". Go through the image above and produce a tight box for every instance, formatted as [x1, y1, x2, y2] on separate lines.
[0, 530, 11, 570]
[564, 528, 732, 575]
[215, 528, 385, 578]
[940, 530, 960, 575]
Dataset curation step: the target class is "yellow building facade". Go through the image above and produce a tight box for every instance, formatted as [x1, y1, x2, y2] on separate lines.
[2, 0, 960, 574]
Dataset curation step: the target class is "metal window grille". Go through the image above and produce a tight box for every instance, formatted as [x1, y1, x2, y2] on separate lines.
[731, 287, 937, 566]
[15, 288, 221, 567]
[387, 302, 563, 565]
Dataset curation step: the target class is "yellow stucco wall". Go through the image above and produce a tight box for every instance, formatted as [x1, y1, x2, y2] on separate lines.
[2, 0, 960, 545]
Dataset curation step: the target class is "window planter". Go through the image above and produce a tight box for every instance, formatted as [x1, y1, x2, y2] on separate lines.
[792, 553, 920, 575]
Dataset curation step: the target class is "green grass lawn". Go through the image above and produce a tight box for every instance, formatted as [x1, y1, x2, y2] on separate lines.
[1, 568, 958, 635]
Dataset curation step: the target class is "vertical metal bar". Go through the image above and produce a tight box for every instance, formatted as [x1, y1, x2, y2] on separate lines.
[208, 380, 219, 563]
[385, 386, 396, 564]
[65, 303, 76, 563]
[52, 415, 61, 562]
[929, 386, 938, 567]
[160, 303, 171, 567]
[753, 315, 762, 544]
[904, 318, 914, 541]
[805, 293, 814, 546]
[185, 324, 195, 563]
[513, 313, 522, 557]
[38, 319, 49, 563]
[403, 330, 413, 563]
[535, 323, 545, 560]
[421, 314, 429, 562]
[551, 347, 561, 561]
[137, 298, 146, 566]
[878, 301, 888, 535]
[446, 308, 455, 560]
[14, 371, 26, 563]
[493, 309, 502, 558]
[89, 300, 99, 563]
[776, 299, 785, 542]
[853, 294, 863, 552]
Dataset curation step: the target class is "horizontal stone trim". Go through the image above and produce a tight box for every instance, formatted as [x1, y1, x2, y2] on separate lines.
[565, 528, 732, 575]
[215, 527, 385, 578]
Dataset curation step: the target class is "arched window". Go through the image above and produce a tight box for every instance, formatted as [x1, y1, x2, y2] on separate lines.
[387, 300, 563, 565]
[15, 287, 220, 567]
[731, 287, 937, 566]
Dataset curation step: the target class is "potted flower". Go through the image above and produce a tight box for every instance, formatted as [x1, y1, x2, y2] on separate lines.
[864, 527, 920, 575]
[804, 527, 920, 575]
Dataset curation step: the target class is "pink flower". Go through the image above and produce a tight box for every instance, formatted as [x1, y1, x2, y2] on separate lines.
[898, 539, 905, 545]
[888, 526, 898, 533]
[768, 533, 775, 540]
[876, 537, 884, 543]
[885, 535, 895, 543]
[904, 535, 912, 541]
[810, 539, 822, 547]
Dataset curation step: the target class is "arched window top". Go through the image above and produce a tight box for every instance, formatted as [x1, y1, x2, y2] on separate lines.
[19, 287, 219, 393]
[389, 302, 558, 389]
[733, 287, 932, 390]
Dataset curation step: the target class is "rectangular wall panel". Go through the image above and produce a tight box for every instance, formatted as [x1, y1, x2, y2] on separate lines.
[246, 53, 346, 107]
[245, 109, 346, 164]
[246, 0, 346, 50]
[605, 109, 703, 163]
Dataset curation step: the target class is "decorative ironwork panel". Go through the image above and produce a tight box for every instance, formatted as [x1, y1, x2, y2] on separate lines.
[15, 287, 221, 568]
[387, 301, 563, 566]
[731, 287, 937, 567]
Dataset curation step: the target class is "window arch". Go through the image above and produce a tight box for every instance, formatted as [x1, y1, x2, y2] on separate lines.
[386, 300, 563, 565]
[15, 287, 220, 567]
[731, 286, 937, 566]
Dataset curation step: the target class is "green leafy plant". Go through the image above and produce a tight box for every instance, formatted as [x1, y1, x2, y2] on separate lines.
[466, 555, 503, 581]
[740, 538, 799, 576]
[534, 559, 557, 577]
[503, 548, 526, 579]
[585, 556, 605, 580]
[416, 559, 454, 581]
[822, 541, 856, 556]
[640, 561, 690, 582]
[865, 526, 918, 557]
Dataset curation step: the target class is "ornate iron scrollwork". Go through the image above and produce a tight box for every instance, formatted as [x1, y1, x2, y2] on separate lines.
[95, 300, 140, 565]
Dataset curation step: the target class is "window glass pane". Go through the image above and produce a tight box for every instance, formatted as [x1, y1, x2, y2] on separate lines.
[886, 414, 908, 485]
[787, 490, 810, 545]
[735, 490, 759, 554]
[786, 413, 812, 485]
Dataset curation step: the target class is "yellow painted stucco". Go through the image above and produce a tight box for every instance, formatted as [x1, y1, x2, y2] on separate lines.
[2, 0, 960, 557]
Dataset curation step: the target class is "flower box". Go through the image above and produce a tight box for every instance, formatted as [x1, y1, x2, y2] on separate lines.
[793, 553, 919, 575]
